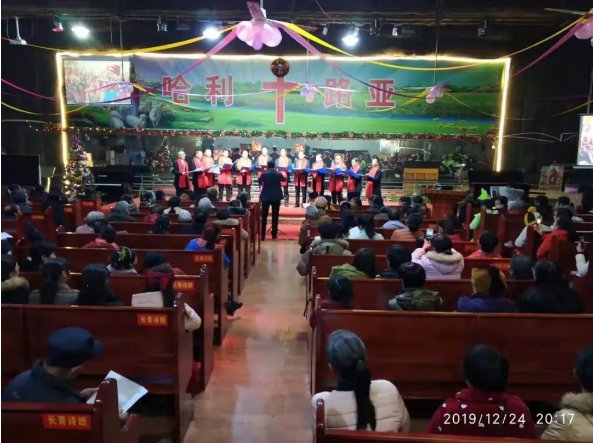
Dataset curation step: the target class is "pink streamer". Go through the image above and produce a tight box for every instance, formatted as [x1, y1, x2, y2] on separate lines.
[1, 79, 57, 100]
[180, 29, 237, 76]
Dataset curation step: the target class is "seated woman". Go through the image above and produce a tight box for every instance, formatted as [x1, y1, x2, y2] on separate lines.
[330, 248, 376, 279]
[151, 216, 170, 234]
[457, 266, 517, 313]
[535, 215, 578, 259]
[141, 251, 185, 275]
[75, 211, 105, 234]
[349, 196, 362, 210]
[132, 265, 201, 331]
[83, 225, 119, 251]
[29, 258, 78, 305]
[349, 215, 384, 240]
[391, 213, 424, 241]
[181, 210, 209, 235]
[436, 218, 461, 242]
[517, 259, 582, 314]
[312, 330, 410, 432]
[163, 196, 191, 220]
[142, 204, 164, 223]
[339, 211, 359, 238]
[426, 345, 535, 438]
[74, 264, 122, 306]
[107, 247, 138, 275]
[378, 245, 411, 279]
[465, 231, 502, 259]
[309, 276, 353, 329]
[542, 348, 593, 441]
[1, 254, 29, 304]
[412, 234, 464, 280]
[387, 262, 442, 311]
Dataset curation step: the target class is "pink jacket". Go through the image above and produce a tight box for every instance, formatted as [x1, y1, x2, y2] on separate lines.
[412, 248, 464, 280]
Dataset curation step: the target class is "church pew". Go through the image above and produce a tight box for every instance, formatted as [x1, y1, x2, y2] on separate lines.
[2, 378, 139, 443]
[124, 212, 180, 223]
[2, 219, 17, 237]
[16, 208, 57, 243]
[313, 303, 593, 402]
[548, 236, 592, 281]
[212, 202, 257, 269]
[496, 213, 527, 250]
[2, 295, 193, 443]
[74, 196, 102, 228]
[20, 268, 214, 392]
[472, 210, 503, 254]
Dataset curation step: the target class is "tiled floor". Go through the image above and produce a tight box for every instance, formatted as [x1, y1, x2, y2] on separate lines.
[185, 241, 312, 443]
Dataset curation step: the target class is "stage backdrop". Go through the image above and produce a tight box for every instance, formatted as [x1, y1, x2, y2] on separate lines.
[61, 55, 507, 137]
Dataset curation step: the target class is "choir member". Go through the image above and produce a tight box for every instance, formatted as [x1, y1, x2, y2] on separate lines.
[310, 153, 326, 195]
[257, 147, 270, 179]
[191, 150, 207, 200]
[347, 158, 362, 200]
[329, 153, 346, 205]
[217, 149, 233, 202]
[365, 157, 383, 200]
[202, 149, 216, 191]
[293, 150, 309, 208]
[277, 148, 291, 207]
[236, 150, 253, 196]
[172, 150, 190, 196]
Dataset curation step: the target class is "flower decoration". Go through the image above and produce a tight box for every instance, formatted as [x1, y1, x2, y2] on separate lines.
[271, 58, 290, 78]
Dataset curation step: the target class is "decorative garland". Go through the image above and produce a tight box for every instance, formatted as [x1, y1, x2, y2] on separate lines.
[42, 124, 494, 142]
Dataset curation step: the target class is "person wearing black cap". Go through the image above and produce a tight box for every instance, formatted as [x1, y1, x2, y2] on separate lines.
[2, 327, 104, 403]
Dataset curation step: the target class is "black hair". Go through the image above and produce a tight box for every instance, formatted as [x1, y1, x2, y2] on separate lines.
[554, 208, 572, 219]
[557, 196, 570, 206]
[238, 192, 250, 208]
[352, 249, 376, 277]
[386, 245, 412, 271]
[77, 264, 119, 306]
[3, 203, 20, 217]
[318, 222, 338, 240]
[194, 210, 209, 225]
[326, 330, 376, 431]
[437, 218, 455, 235]
[30, 185, 47, 198]
[535, 195, 549, 206]
[92, 219, 108, 234]
[29, 241, 57, 268]
[324, 195, 332, 207]
[1, 254, 18, 282]
[1, 240, 13, 255]
[463, 345, 508, 393]
[485, 266, 507, 297]
[168, 196, 181, 214]
[533, 259, 564, 285]
[379, 206, 388, 214]
[357, 215, 376, 239]
[147, 265, 176, 307]
[155, 190, 165, 200]
[100, 225, 117, 243]
[216, 209, 230, 220]
[481, 199, 495, 210]
[327, 276, 353, 308]
[142, 251, 168, 272]
[351, 197, 362, 208]
[341, 211, 357, 230]
[229, 199, 241, 208]
[11, 191, 27, 204]
[387, 207, 401, 221]
[415, 235, 426, 249]
[202, 223, 221, 250]
[47, 190, 62, 204]
[110, 247, 136, 270]
[555, 216, 578, 241]
[478, 231, 499, 253]
[406, 213, 423, 232]
[575, 348, 593, 392]
[152, 216, 170, 234]
[430, 233, 453, 255]
[121, 194, 134, 204]
[141, 191, 156, 205]
[39, 258, 69, 304]
[373, 197, 384, 207]
[400, 196, 411, 204]
[267, 160, 276, 169]
[398, 262, 426, 288]
[309, 191, 319, 201]
[509, 254, 534, 280]
[495, 195, 508, 207]
[412, 195, 423, 205]
[340, 201, 352, 213]
[151, 204, 164, 215]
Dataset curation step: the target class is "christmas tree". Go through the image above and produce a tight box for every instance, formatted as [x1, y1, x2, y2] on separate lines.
[152, 142, 172, 177]
[64, 136, 94, 195]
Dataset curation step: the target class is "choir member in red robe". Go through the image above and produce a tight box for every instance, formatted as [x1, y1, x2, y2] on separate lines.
[347, 157, 363, 200]
[257, 147, 270, 179]
[293, 151, 309, 207]
[203, 149, 215, 190]
[236, 150, 253, 195]
[365, 157, 383, 200]
[217, 149, 233, 202]
[191, 150, 207, 199]
[329, 153, 346, 205]
[277, 148, 291, 207]
[310, 154, 325, 194]
[172, 150, 190, 196]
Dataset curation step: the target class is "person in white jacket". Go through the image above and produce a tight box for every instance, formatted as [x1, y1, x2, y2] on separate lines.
[312, 330, 410, 433]
[576, 242, 589, 276]
[132, 266, 201, 331]
[512, 207, 583, 249]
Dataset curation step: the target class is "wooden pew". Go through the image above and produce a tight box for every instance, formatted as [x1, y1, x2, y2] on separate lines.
[2, 218, 17, 237]
[306, 239, 480, 256]
[472, 209, 503, 254]
[313, 304, 593, 402]
[16, 208, 57, 243]
[124, 212, 180, 223]
[74, 196, 103, 228]
[2, 378, 140, 443]
[2, 295, 193, 443]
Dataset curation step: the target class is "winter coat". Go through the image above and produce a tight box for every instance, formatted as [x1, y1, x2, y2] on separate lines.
[297, 239, 352, 276]
[107, 212, 136, 222]
[1, 277, 30, 304]
[541, 392, 593, 441]
[329, 263, 371, 279]
[412, 248, 464, 280]
[517, 285, 583, 314]
[391, 228, 424, 242]
[465, 250, 502, 259]
[457, 293, 517, 313]
[298, 214, 333, 246]
[537, 230, 571, 259]
[387, 288, 442, 311]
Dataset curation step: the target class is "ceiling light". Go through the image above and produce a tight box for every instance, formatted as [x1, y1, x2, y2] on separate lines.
[9, 17, 27, 45]
[322, 24, 329, 36]
[369, 20, 380, 37]
[478, 20, 487, 37]
[176, 21, 190, 31]
[392, 25, 398, 37]
[72, 25, 90, 39]
[157, 17, 168, 33]
[53, 16, 64, 32]
[342, 27, 359, 47]
[203, 25, 221, 39]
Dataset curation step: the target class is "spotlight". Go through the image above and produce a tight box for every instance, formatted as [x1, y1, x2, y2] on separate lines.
[478, 20, 487, 37]
[369, 20, 380, 37]
[72, 25, 90, 39]
[53, 16, 64, 32]
[392, 25, 398, 37]
[203, 25, 221, 39]
[9, 17, 27, 45]
[157, 17, 168, 33]
[342, 27, 359, 47]
[322, 24, 329, 36]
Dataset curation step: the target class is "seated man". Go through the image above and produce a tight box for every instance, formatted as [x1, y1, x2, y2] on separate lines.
[206, 187, 220, 202]
[75, 211, 105, 234]
[213, 209, 248, 241]
[382, 207, 405, 229]
[228, 199, 247, 215]
[107, 201, 136, 222]
[466, 231, 501, 259]
[297, 222, 351, 276]
[387, 262, 442, 311]
[379, 245, 411, 279]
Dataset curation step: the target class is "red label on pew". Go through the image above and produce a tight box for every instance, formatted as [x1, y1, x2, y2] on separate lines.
[493, 262, 510, 271]
[42, 414, 91, 430]
[193, 255, 214, 263]
[64, 207, 74, 213]
[82, 201, 94, 207]
[137, 314, 169, 326]
[31, 215, 44, 220]
[221, 229, 233, 235]
[173, 280, 195, 291]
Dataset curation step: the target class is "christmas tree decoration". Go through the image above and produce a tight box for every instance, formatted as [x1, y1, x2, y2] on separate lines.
[153, 143, 172, 177]
[64, 136, 94, 195]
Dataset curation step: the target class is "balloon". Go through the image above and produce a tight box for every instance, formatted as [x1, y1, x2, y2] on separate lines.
[124, 83, 134, 94]
[426, 96, 436, 104]
[430, 86, 443, 98]
[300, 85, 311, 96]
[245, 38, 254, 47]
[306, 92, 315, 103]
[584, 19, 593, 37]
[265, 27, 282, 47]
[259, 23, 275, 41]
[237, 21, 256, 42]
[252, 39, 263, 51]
[575, 20, 593, 39]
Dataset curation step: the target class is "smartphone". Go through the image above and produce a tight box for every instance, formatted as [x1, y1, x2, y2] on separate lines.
[536, 217, 542, 226]
[426, 228, 434, 239]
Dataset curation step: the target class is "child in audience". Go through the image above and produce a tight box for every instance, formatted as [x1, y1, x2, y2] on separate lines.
[509, 254, 534, 280]
[379, 245, 411, 279]
[412, 234, 464, 280]
[29, 258, 78, 305]
[132, 265, 201, 331]
[181, 210, 209, 235]
[312, 330, 410, 432]
[1, 254, 29, 304]
[83, 225, 119, 251]
[75, 264, 122, 306]
[517, 259, 582, 314]
[349, 215, 384, 240]
[391, 213, 424, 241]
[75, 211, 105, 234]
[330, 248, 376, 279]
[151, 216, 170, 234]
[107, 247, 138, 275]
[437, 218, 461, 242]
[387, 262, 442, 311]
[465, 231, 502, 259]
[426, 345, 535, 438]
[457, 266, 516, 313]
[309, 276, 353, 329]
[542, 348, 593, 441]
[535, 215, 578, 259]
[142, 204, 164, 223]
[382, 208, 405, 229]
[141, 251, 185, 275]
[21, 240, 57, 272]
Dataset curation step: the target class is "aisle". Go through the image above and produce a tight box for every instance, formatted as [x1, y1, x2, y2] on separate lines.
[185, 242, 312, 443]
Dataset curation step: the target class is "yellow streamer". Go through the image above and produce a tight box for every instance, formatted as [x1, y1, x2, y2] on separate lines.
[1, 101, 87, 115]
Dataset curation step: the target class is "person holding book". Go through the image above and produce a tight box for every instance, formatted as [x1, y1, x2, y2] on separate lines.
[310, 153, 326, 194]
[293, 150, 309, 208]
[236, 149, 253, 196]
[277, 148, 292, 207]
[172, 150, 190, 196]
[257, 147, 270, 180]
[217, 149, 233, 202]
[329, 153, 347, 205]
[203, 149, 216, 190]
[347, 158, 363, 200]
[365, 157, 382, 200]
[190, 150, 208, 200]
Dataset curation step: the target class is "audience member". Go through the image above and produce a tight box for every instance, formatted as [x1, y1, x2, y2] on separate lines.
[494, 195, 508, 210]
[2, 203, 21, 220]
[509, 193, 531, 213]
[410, 195, 426, 216]
[180, 190, 196, 203]
[555, 196, 576, 216]
[437, 218, 461, 241]
[107, 201, 136, 222]
[151, 216, 171, 234]
[469, 198, 496, 231]
[391, 213, 424, 241]
[42, 190, 66, 226]
[2, 254, 29, 304]
[238, 192, 251, 209]
[349, 196, 362, 210]
[314, 196, 330, 215]
[512, 207, 581, 249]
[383, 208, 405, 229]
[339, 201, 352, 214]
[297, 223, 351, 275]
[368, 196, 384, 212]
[132, 265, 201, 331]
[107, 247, 138, 275]
[228, 199, 247, 215]
[426, 345, 535, 438]
[21, 240, 57, 272]
[387, 262, 442, 311]
[206, 187, 220, 202]
[142, 204, 164, 223]
[178, 210, 192, 223]
[2, 240, 13, 255]
[12, 190, 32, 213]
[379, 245, 411, 279]
[6, 183, 22, 199]
[28, 258, 78, 305]
[309, 276, 353, 329]
[466, 231, 501, 259]
[140, 191, 156, 208]
[536, 215, 578, 259]
[163, 196, 191, 220]
[83, 225, 118, 251]
[120, 194, 139, 213]
[457, 267, 516, 313]
[75, 264, 122, 306]
[323, 194, 336, 211]
[155, 190, 166, 201]
[535, 195, 554, 223]
[197, 197, 216, 214]
[399, 196, 412, 215]
[75, 211, 105, 234]
[339, 211, 359, 238]
[541, 348, 593, 441]
[330, 248, 376, 279]
[509, 254, 535, 280]
[308, 191, 319, 203]
[576, 241, 589, 276]
[412, 234, 464, 279]
[181, 210, 209, 235]
[29, 185, 48, 200]
[298, 205, 331, 247]
[312, 330, 410, 432]
[214, 209, 249, 241]
[374, 206, 389, 221]
[141, 251, 185, 275]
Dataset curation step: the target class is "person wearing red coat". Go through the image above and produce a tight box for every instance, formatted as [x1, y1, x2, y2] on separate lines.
[328, 153, 346, 205]
[277, 148, 291, 207]
[191, 150, 208, 200]
[236, 150, 253, 196]
[257, 147, 270, 180]
[347, 158, 363, 200]
[534, 215, 578, 259]
[217, 149, 233, 202]
[202, 149, 215, 189]
[310, 154, 326, 195]
[365, 157, 382, 201]
[293, 151, 309, 208]
[426, 345, 535, 439]
[172, 150, 190, 196]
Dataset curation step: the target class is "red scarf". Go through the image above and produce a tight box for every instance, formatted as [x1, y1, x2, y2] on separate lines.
[177, 159, 189, 188]
[365, 166, 380, 198]
[295, 158, 308, 169]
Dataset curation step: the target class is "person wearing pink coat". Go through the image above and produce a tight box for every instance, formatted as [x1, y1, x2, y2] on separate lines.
[411, 234, 464, 280]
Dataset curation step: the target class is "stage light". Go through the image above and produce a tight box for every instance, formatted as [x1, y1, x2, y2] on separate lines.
[369, 20, 381, 37]
[322, 24, 329, 36]
[203, 25, 221, 39]
[392, 25, 398, 37]
[53, 16, 64, 32]
[72, 25, 90, 39]
[342, 27, 359, 47]
[478, 20, 487, 37]
[9, 17, 27, 45]
[157, 17, 168, 33]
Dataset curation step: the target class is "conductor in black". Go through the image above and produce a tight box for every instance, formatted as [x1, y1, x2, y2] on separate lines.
[258, 160, 287, 240]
